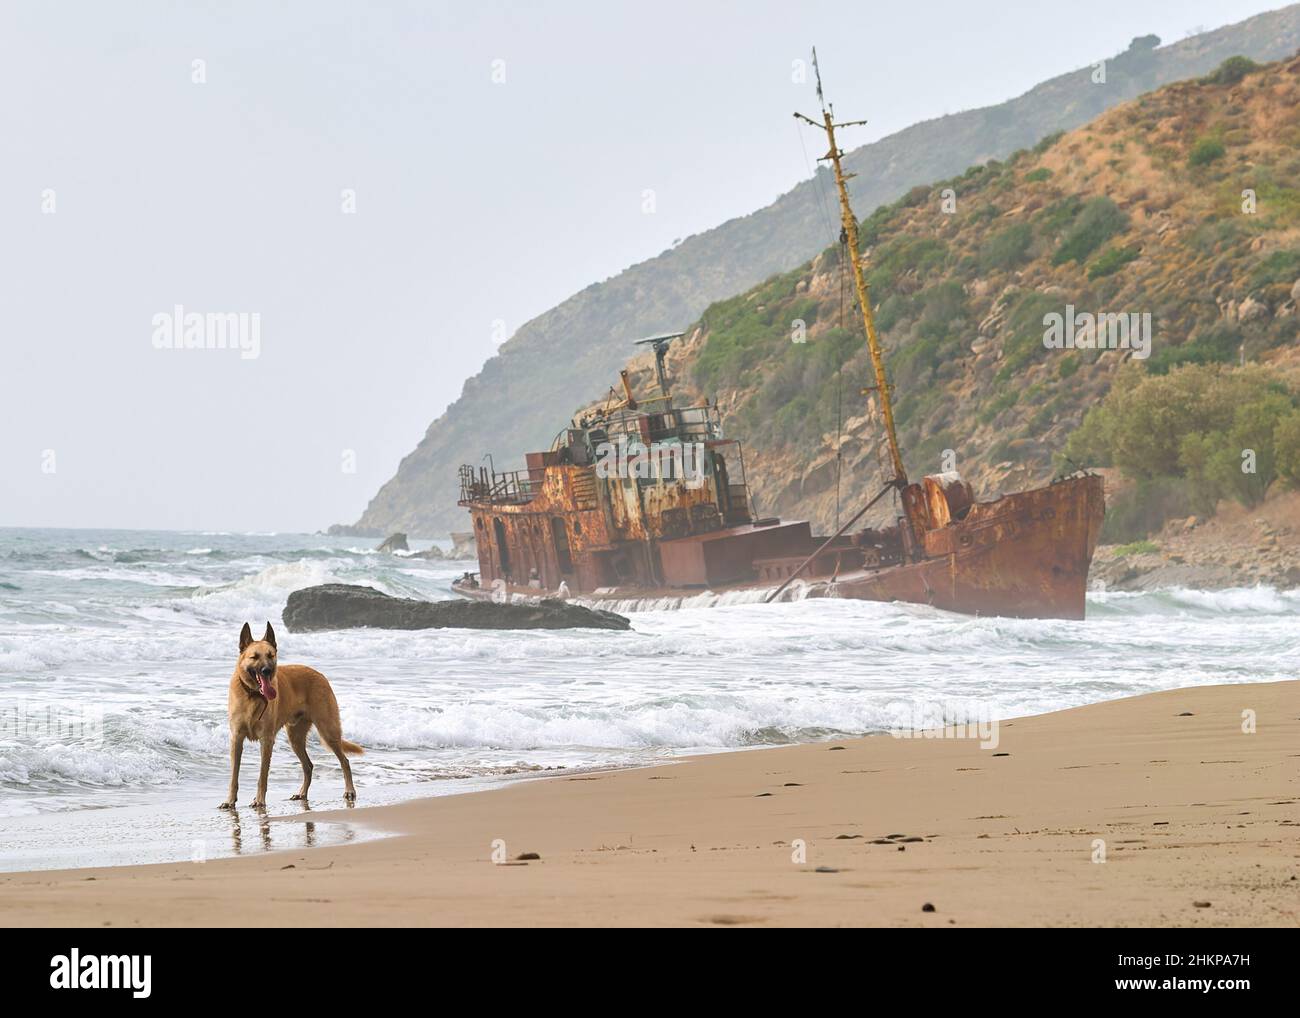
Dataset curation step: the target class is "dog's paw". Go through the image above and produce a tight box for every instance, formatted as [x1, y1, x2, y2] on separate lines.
[218, 801, 235, 810]
[248, 798, 266, 809]
[344, 790, 357, 801]
[289, 793, 307, 801]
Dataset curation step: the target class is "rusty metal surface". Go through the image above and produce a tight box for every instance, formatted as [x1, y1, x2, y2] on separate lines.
[921, 471, 974, 529]
[458, 468, 1104, 618]
[659, 521, 811, 587]
[459, 387, 764, 593]
[465, 464, 616, 592]
[820, 474, 1105, 619]
[454, 328, 1105, 617]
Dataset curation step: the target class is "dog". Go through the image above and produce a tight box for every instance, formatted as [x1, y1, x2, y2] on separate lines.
[219, 621, 362, 809]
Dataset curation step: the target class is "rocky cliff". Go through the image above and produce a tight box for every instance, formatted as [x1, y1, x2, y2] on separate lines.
[613, 52, 1300, 535]
[346, 6, 1300, 537]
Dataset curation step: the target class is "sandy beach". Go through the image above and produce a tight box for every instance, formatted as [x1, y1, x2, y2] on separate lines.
[1, 679, 1294, 928]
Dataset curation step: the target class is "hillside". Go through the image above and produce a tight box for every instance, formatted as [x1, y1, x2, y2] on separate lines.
[610, 52, 1300, 534]
[346, 5, 1300, 537]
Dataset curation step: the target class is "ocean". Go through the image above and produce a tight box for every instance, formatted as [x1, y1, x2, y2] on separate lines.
[1, 525, 1296, 871]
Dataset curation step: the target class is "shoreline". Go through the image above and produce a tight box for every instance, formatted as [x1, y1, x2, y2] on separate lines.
[0, 679, 1295, 927]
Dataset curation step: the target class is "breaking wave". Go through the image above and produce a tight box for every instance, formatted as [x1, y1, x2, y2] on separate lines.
[2, 526, 1297, 826]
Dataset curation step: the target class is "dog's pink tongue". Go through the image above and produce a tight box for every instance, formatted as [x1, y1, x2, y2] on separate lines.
[258, 675, 276, 700]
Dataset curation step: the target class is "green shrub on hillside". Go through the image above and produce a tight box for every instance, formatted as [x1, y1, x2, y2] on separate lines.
[1087, 244, 1141, 279]
[867, 236, 947, 293]
[901, 185, 931, 208]
[1023, 167, 1052, 183]
[1275, 412, 1300, 487]
[859, 204, 895, 247]
[1033, 131, 1064, 155]
[980, 222, 1033, 271]
[1250, 249, 1300, 287]
[1145, 323, 1239, 375]
[1178, 390, 1293, 507]
[1051, 197, 1129, 265]
[1099, 477, 1204, 542]
[693, 292, 796, 390]
[995, 291, 1063, 380]
[1066, 363, 1299, 512]
[1113, 540, 1159, 557]
[1037, 195, 1084, 234]
[875, 293, 914, 333]
[1188, 137, 1226, 167]
[1200, 55, 1259, 86]
[978, 390, 1018, 425]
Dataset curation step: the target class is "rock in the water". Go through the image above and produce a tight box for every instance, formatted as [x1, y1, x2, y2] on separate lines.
[448, 531, 477, 559]
[282, 583, 631, 632]
[376, 532, 409, 554]
[409, 545, 445, 560]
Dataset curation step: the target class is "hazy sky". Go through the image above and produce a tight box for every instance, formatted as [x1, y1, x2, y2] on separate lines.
[0, 0, 1284, 532]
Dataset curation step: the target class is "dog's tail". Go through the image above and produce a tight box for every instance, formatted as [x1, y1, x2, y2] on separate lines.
[339, 739, 365, 756]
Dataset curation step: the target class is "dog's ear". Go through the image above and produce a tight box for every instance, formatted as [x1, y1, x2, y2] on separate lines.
[239, 622, 253, 652]
[263, 622, 277, 649]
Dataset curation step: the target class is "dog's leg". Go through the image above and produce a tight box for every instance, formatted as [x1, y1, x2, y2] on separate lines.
[314, 705, 358, 802]
[219, 732, 243, 809]
[316, 728, 357, 801]
[327, 737, 357, 801]
[250, 735, 273, 808]
[287, 720, 313, 800]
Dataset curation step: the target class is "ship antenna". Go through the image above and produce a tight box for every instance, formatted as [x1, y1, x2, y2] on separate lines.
[795, 50, 907, 489]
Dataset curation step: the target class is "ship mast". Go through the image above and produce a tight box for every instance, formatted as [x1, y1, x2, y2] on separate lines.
[795, 50, 907, 487]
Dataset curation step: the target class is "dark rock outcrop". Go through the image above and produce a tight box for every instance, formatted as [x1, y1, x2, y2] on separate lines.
[282, 583, 631, 632]
[376, 532, 409, 554]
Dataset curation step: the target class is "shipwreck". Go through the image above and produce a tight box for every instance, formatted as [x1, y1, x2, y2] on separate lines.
[453, 56, 1104, 619]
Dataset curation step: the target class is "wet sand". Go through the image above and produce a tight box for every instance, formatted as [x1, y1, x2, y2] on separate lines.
[0, 680, 1295, 927]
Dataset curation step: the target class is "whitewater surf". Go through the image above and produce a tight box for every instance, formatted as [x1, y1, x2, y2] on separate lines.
[1, 525, 1296, 870]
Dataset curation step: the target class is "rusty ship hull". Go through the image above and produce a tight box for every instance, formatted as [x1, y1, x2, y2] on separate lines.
[792, 474, 1104, 619]
[452, 447, 1105, 620]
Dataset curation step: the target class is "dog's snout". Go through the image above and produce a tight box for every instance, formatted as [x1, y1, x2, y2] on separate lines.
[260, 666, 273, 679]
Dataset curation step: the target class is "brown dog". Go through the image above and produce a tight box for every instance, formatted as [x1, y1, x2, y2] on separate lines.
[219, 622, 362, 809]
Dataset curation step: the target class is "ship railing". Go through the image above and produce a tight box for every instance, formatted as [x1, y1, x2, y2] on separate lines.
[591, 403, 721, 447]
[457, 464, 543, 506]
